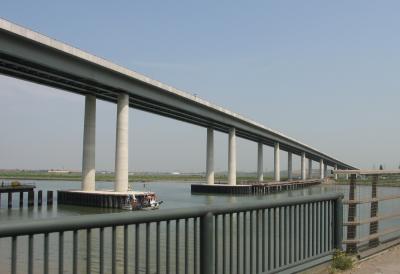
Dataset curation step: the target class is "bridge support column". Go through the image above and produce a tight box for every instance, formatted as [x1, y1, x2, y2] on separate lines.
[257, 142, 263, 182]
[324, 164, 328, 179]
[206, 128, 214, 185]
[82, 94, 96, 191]
[274, 143, 280, 181]
[334, 165, 338, 180]
[115, 93, 129, 192]
[228, 128, 237, 185]
[320, 159, 324, 180]
[288, 152, 293, 180]
[308, 159, 312, 179]
[301, 152, 306, 180]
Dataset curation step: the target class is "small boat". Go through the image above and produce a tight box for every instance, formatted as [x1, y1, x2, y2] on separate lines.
[121, 193, 163, 211]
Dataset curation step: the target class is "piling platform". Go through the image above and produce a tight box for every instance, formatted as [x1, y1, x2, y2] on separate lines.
[191, 179, 323, 195]
[58, 190, 154, 209]
[0, 183, 36, 208]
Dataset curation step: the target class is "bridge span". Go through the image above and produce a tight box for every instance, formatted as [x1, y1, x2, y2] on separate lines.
[0, 18, 356, 193]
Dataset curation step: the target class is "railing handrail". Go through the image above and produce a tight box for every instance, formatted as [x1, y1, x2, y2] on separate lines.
[0, 192, 343, 238]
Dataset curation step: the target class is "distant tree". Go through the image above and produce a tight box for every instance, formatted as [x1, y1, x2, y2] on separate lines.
[379, 164, 384, 170]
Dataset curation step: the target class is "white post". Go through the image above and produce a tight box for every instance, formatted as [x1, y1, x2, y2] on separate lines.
[206, 128, 214, 185]
[274, 143, 280, 182]
[81, 94, 96, 191]
[288, 152, 293, 180]
[115, 93, 129, 192]
[301, 152, 306, 180]
[228, 128, 237, 185]
[334, 164, 338, 180]
[320, 159, 324, 180]
[257, 142, 263, 182]
[308, 159, 312, 179]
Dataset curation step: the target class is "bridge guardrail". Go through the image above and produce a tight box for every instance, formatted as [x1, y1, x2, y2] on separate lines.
[0, 193, 343, 274]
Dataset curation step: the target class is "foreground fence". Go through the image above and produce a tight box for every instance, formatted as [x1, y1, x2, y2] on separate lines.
[334, 170, 400, 258]
[0, 193, 343, 274]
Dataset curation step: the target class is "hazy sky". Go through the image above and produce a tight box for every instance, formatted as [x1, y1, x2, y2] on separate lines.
[1, 1, 399, 172]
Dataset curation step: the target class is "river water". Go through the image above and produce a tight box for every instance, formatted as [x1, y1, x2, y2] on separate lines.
[1, 180, 400, 273]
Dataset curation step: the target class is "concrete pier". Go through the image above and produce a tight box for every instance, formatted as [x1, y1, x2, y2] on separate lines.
[82, 94, 96, 191]
[334, 164, 338, 180]
[288, 152, 293, 180]
[301, 152, 306, 180]
[308, 159, 312, 179]
[206, 128, 214, 185]
[324, 164, 328, 179]
[320, 159, 324, 179]
[228, 128, 237, 185]
[257, 142, 263, 182]
[115, 93, 129, 192]
[274, 143, 280, 181]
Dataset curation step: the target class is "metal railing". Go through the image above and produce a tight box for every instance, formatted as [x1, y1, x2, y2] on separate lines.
[334, 170, 400, 257]
[0, 193, 343, 274]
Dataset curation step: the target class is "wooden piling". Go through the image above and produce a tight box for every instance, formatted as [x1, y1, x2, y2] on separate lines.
[19, 192, 24, 207]
[8, 192, 12, 208]
[28, 191, 34, 207]
[47, 191, 53, 205]
[38, 190, 43, 206]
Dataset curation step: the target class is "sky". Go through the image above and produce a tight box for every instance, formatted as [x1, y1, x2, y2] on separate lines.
[0, 1, 399, 172]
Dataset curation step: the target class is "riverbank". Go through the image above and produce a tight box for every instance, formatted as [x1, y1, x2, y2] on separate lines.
[0, 170, 273, 183]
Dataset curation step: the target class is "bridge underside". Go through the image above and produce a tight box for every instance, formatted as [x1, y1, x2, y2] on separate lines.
[0, 28, 353, 169]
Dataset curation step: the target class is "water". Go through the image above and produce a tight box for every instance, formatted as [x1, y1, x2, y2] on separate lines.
[1, 180, 400, 273]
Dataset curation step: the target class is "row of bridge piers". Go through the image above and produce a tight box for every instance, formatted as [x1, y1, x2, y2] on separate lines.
[80, 93, 348, 195]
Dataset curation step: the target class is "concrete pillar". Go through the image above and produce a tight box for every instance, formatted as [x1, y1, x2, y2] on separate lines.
[308, 159, 312, 179]
[274, 143, 280, 182]
[288, 152, 293, 180]
[115, 93, 129, 192]
[324, 164, 328, 178]
[301, 152, 306, 180]
[82, 94, 96, 191]
[320, 159, 324, 179]
[257, 142, 263, 182]
[228, 128, 237, 185]
[334, 164, 338, 180]
[206, 128, 214, 185]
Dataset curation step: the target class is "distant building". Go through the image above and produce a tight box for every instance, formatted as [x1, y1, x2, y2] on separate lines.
[47, 169, 70, 174]
[171, 172, 181, 175]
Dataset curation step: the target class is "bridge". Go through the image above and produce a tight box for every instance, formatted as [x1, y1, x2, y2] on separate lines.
[0, 18, 355, 197]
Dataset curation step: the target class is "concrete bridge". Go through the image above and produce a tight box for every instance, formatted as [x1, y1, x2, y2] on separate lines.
[0, 19, 355, 195]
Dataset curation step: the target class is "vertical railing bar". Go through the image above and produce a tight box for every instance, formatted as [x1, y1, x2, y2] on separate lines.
[243, 211, 247, 274]
[28, 234, 34, 274]
[73, 230, 78, 274]
[311, 203, 317, 256]
[135, 224, 140, 274]
[237, 212, 241, 274]
[146, 222, 150, 274]
[309, 202, 313, 257]
[87, 228, 92, 274]
[200, 212, 214, 274]
[275, 207, 279, 269]
[194, 218, 198, 274]
[176, 219, 180, 274]
[256, 209, 260, 274]
[262, 209, 266, 272]
[215, 214, 219, 273]
[268, 208, 273, 271]
[44, 233, 49, 274]
[185, 219, 189, 274]
[11, 236, 17, 274]
[166, 220, 170, 274]
[289, 206, 294, 265]
[100, 228, 104, 274]
[305, 203, 309, 259]
[282, 207, 286, 266]
[323, 201, 327, 253]
[223, 214, 226, 274]
[112, 226, 116, 274]
[295, 205, 299, 263]
[250, 210, 253, 274]
[156, 222, 161, 274]
[319, 201, 323, 254]
[229, 213, 233, 274]
[299, 204, 303, 261]
[124, 225, 128, 274]
[328, 200, 332, 251]
[285, 206, 289, 265]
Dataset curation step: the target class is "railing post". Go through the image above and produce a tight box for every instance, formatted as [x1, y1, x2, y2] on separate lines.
[200, 212, 214, 274]
[334, 196, 343, 250]
[346, 174, 357, 253]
